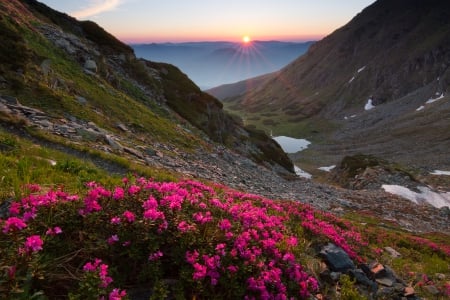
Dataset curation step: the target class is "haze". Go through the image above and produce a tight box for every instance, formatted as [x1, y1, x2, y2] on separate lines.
[38, 0, 375, 43]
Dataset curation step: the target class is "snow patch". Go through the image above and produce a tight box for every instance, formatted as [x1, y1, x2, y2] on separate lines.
[295, 166, 312, 179]
[348, 76, 355, 83]
[364, 99, 375, 111]
[318, 165, 336, 172]
[357, 66, 366, 73]
[382, 185, 450, 208]
[417, 93, 445, 111]
[431, 170, 450, 176]
[425, 93, 444, 104]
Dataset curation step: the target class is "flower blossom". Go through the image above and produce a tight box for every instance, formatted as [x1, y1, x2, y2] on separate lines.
[24, 235, 43, 253]
[2, 217, 27, 233]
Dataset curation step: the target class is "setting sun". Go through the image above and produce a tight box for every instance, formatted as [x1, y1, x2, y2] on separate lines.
[242, 35, 251, 43]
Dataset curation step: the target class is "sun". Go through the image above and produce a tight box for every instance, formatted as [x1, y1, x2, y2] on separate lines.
[242, 35, 251, 43]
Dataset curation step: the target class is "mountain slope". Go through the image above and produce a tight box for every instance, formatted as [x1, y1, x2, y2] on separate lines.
[0, 0, 293, 174]
[227, 0, 450, 169]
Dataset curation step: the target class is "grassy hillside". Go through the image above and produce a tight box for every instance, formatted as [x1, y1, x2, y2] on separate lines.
[0, 132, 449, 299]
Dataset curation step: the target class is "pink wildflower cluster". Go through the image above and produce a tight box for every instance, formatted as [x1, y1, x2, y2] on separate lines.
[23, 235, 44, 253]
[4, 176, 425, 298]
[410, 236, 450, 257]
[83, 258, 113, 288]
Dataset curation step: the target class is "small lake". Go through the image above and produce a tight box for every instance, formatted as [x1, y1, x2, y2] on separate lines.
[273, 136, 311, 153]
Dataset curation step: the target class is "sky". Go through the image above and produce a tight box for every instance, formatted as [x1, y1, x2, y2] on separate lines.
[38, 0, 376, 43]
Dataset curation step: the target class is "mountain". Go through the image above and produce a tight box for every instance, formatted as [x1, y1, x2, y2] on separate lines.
[225, 0, 450, 170]
[206, 72, 276, 101]
[132, 41, 313, 89]
[0, 0, 294, 174]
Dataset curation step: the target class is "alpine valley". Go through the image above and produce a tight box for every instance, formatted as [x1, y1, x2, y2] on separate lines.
[0, 0, 449, 299]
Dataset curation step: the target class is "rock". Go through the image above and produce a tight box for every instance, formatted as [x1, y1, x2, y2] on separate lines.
[123, 147, 144, 159]
[349, 269, 378, 292]
[384, 246, 401, 258]
[116, 123, 129, 132]
[40, 59, 52, 76]
[370, 262, 385, 275]
[75, 96, 87, 105]
[84, 59, 97, 72]
[0, 103, 12, 114]
[423, 285, 440, 295]
[404, 286, 415, 296]
[320, 243, 355, 273]
[1, 95, 20, 105]
[105, 135, 123, 151]
[76, 128, 103, 141]
[376, 277, 393, 287]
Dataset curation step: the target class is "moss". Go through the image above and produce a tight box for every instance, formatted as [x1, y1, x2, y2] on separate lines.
[0, 16, 31, 72]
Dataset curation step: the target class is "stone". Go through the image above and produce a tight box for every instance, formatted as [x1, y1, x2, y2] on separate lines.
[349, 269, 378, 292]
[1, 95, 20, 105]
[370, 262, 385, 275]
[376, 277, 393, 287]
[76, 128, 103, 141]
[40, 59, 52, 76]
[423, 285, 440, 295]
[384, 246, 401, 258]
[319, 243, 355, 273]
[123, 147, 144, 159]
[105, 135, 123, 151]
[75, 96, 87, 105]
[84, 59, 97, 72]
[404, 286, 415, 296]
[116, 123, 129, 132]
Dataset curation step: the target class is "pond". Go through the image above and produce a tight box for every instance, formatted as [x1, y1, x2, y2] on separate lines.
[273, 136, 311, 153]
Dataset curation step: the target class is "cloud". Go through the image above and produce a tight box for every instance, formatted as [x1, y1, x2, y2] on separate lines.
[71, 0, 123, 19]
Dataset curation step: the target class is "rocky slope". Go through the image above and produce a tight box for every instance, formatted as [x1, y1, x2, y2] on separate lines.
[223, 0, 450, 169]
[0, 0, 293, 175]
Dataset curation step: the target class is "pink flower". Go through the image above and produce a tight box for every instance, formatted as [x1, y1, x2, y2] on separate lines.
[186, 250, 199, 264]
[215, 243, 226, 256]
[149, 250, 163, 261]
[113, 187, 124, 200]
[193, 211, 212, 224]
[192, 263, 207, 280]
[110, 216, 121, 224]
[128, 185, 141, 195]
[178, 221, 196, 232]
[107, 235, 119, 245]
[46, 226, 63, 236]
[143, 208, 165, 221]
[2, 217, 27, 233]
[218, 219, 232, 231]
[143, 196, 158, 210]
[109, 288, 127, 300]
[24, 235, 43, 253]
[227, 265, 238, 273]
[122, 210, 135, 223]
[9, 202, 21, 216]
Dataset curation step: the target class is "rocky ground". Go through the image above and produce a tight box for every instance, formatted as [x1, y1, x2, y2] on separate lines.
[1, 95, 449, 234]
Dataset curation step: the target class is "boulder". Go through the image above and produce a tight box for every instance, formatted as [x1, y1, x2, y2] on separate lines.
[84, 59, 97, 72]
[319, 243, 355, 272]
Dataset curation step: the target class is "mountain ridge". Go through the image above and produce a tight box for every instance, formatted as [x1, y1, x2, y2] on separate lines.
[222, 0, 450, 170]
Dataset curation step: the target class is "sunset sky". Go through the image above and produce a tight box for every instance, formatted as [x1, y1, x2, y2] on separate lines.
[38, 0, 375, 43]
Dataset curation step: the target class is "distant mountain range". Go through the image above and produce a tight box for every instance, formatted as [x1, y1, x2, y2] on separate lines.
[132, 41, 313, 89]
[219, 0, 450, 170]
